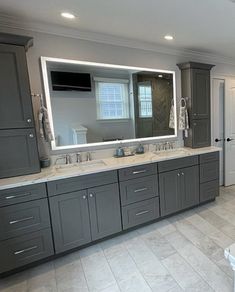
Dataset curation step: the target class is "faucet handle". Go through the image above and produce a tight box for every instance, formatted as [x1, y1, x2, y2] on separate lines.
[76, 153, 82, 163]
[86, 152, 92, 161]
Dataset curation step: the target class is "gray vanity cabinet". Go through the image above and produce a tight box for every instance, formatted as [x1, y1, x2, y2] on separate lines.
[159, 160, 199, 216]
[159, 170, 181, 216]
[0, 129, 40, 178]
[0, 33, 40, 179]
[181, 166, 199, 209]
[0, 44, 34, 130]
[49, 190, 91, 253]
[88, 183, 122, 241]
[177, 62, 214, 148]
[49, 182, 122, 253]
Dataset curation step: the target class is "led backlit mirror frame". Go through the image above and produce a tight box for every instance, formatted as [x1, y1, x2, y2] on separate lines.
[40, 57, 177, 150]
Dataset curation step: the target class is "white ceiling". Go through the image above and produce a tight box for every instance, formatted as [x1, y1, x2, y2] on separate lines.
[1, 0, 235, 59]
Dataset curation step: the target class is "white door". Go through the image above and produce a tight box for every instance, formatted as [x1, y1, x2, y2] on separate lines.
[224, 78, 235, 186]
[212, 78, 224, 185]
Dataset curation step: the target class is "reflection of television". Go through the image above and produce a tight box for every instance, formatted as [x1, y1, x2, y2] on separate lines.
[51, 71, 91, 91]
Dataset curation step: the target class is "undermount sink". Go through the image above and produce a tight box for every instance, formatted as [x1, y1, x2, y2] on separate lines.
[54, 160, 106, 172]
[54, 163, 80, 172]
[79, 160, 106, 170]
[153, 148, 190, 157]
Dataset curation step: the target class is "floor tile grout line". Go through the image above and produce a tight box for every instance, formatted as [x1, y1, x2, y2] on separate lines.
[79, 249, 93, 292]
[163, 228, 218, 292]
[183, 216, 234, 279]
[101, 244, 123, 292]
[123, 232, 172, 292]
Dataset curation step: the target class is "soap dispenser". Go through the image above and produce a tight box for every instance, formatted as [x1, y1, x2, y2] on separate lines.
[135, 144, 145, 154]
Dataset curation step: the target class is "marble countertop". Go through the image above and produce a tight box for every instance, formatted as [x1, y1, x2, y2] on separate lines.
[0, 146, 221, 190]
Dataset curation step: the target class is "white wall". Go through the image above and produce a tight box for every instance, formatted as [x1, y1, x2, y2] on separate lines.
[2, 27, 235, 156]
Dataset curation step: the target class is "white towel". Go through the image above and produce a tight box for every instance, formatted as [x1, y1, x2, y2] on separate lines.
[179, 98, 189, 137]
[38, 106, 54, 142]
[169, 101, 175, 129]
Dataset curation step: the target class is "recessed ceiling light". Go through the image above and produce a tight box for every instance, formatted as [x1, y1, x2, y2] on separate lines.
[61, 12, 76, 19]
[164, 35, 174, 41]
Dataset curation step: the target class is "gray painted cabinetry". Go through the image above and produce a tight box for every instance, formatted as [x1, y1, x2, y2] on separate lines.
[0, 34, 40, 178]
[48, 172, 122, 253]
[0, 183, 54, 274]
[199, 152, 219, 202]
[159, 164, 199, 216]
[0, 152, 219, 275]
[119, 164, 160, 229]
[177, 62, 214, 148]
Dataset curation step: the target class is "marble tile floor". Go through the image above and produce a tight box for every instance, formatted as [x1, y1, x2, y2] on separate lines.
[1, 186, 235, 292]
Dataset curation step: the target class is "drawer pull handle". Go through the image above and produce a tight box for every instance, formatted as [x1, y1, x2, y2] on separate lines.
[5, 193, 31, 200]
[132, 170, 146, 175]
[136, 210, 149, 216]
[9, 216, 34, 225]
[134, 187, 148, 193]
[14, 245, 38, 255]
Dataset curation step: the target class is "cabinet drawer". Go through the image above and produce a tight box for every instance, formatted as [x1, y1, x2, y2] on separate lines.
[199, 152, 219, 164]
[0, 228, 54, 274]
[47, 170, 118, 196]
[200, 161, 219, 183]
[158, 156, 198, 173]
[0, 198, 51, 240]
[0, 183, 47, 207]
[120, 175, 158, 206]
[200, 180, 219, 203]
[118, 163, 157, 181]
[122, 198, 160, 230]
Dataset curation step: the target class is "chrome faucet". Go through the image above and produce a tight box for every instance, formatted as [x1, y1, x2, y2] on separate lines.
[76, 153, 82, 163]
[86, 152, 92, 161]
[65, 154, 72, 164]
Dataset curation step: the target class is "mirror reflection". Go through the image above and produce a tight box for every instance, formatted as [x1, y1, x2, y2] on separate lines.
[41, 58, 177, 148]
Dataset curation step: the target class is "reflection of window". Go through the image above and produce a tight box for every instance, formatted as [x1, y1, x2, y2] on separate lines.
[138, 82, 153, 118]
[95, 77, 129, 120]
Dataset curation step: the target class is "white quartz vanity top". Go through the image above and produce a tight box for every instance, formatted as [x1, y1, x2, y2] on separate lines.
[0, 146, 221, 190]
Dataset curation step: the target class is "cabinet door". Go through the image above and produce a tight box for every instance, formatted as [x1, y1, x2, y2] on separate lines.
[0, 129, 40, 178]
[0, 44, 34, 129]
[49, 190, 91, 253]
[180, 166, 199, 209]
[88, 183, 122, 241]
[192, 119, 211, 148]
[192, 69, 210, 119]
[159, 170, 181, 216]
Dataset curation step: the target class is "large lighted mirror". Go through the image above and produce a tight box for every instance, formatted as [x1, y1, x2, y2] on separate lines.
[41, 57, 177, 150]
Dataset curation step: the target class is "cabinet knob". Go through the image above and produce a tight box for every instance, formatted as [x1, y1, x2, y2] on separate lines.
[177, 173, 180, 176]
[193, 123, 197, 126]
[181, 172, 184, 176]
[82, 195, 87, 200]
[27, 118, 32, 123]
[193, 113, 197, 116]
[89, 193, 93, 198]
[29, 133, 34, 138]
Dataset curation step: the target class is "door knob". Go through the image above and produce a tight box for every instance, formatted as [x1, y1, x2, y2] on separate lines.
[227, 138, 234, 142]
[215, 138, 222, 142]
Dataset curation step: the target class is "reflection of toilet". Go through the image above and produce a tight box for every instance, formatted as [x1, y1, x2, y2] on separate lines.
[225, 243, 235, 291]
[72, 125, 88, 144]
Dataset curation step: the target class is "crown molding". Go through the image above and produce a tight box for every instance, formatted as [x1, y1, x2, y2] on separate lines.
[0, 13, 235, 66]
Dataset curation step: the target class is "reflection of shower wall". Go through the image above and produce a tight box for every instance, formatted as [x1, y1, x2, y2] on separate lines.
[152, 78, 174, 136]
[134, 73, 174, 138]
